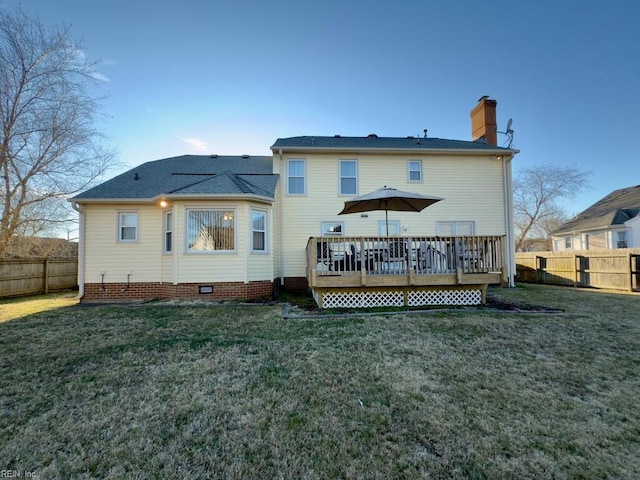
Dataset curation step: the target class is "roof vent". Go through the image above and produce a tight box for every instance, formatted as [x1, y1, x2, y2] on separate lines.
[334, 134, 341, 138]
[134, 173, 140, 181]
[406, 136, 415, 139]
[242, 154, 250, 158]
[368, 133, 378, 139]
[210, 154, 218, 158]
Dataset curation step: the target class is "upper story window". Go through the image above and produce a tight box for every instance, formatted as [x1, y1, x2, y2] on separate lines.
[339, 160, 358, 195]
[164, 210, 173, 253]
[186, 209, 235, 252]
[118, 211, 138, 242]
[408, 160, 422, 182]
[436, 221, 475, 236]
[251, 210, 267, 253]
[616, 230, 628, 248]
[287, 159, 306, 195]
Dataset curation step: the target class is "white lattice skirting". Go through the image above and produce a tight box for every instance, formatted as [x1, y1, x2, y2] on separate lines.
[408, 289, 482, 306]
[318, 289, 482, 308]
[321, 291, 404, 308]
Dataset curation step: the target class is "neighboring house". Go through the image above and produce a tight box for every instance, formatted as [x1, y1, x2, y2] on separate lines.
[550, 185, 640, 251]
[71, 96, 518, 306]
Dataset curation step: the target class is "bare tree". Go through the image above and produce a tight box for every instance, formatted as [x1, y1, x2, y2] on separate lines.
[513, 164, 590, 251]
[0, 7, 116, 257]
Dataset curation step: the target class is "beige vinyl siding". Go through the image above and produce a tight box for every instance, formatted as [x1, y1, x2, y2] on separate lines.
[84, 204, 163, 283]
[247, 204, 274, 281]
[174, 201, 274, 284]
[626, 216, 640, 248]
[279, 153, 507, 278]
[84, 200, 274, 286]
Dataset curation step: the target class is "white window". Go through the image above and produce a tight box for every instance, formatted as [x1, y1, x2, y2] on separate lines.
[436, 221, 475, 236]
[379, 220, 401, 236]
[616, 231, 628, 248]
[164, 210, 173, 253]
[118, 212, 138, 242]
[186, 209, 235, 252]
[321, 222, 344, 236]
[408, 160, 422, 182]
[287, 159, 306, 195]
[339, 160, 358, 195]
[563, 236, 572, 249]
[251, 210, 267, 252]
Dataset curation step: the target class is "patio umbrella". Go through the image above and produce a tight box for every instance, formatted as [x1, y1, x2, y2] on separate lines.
[338, 186, 443, 236]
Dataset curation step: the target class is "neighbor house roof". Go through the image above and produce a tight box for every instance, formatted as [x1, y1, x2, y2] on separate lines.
[271, 135, 518, 154]
[72, 155, 278, 203]
[551, 185, 640, 235]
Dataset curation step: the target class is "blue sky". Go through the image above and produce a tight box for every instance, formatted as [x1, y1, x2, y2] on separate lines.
[10, 0, 640, 215]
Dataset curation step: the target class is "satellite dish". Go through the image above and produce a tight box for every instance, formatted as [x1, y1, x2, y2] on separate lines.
[497, 118, 515, 148]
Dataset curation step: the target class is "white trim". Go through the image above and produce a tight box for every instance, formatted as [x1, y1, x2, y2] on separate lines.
[321, 221, 345, 236]
[184, 207, 237, 254]
[163, 209, 173, 254]
[287, 158, 306, 195]
[379, 220, 401, 236]
[435, 221, 475, 236]
[117, 210, 139, 243]
[407, 160, 423, 183]
[339, 159, 358, 196]
[251, 208, 268, 253]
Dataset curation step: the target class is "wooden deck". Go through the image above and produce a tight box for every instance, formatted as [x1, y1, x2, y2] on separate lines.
[306, 235, 507, 307]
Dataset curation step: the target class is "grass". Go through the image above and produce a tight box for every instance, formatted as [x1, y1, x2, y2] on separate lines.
[0, 290, 78, 323]
[1, 284, 639, 478]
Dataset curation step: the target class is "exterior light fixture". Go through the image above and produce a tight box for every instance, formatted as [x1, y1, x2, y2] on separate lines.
[160, 199, 168, 208]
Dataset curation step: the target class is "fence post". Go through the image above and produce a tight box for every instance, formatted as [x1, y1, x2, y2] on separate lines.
[573, 254, 578, 287]
[535, 256, 542, 283]
[628, 252, 633, 292]
[44, 258, 50, 294]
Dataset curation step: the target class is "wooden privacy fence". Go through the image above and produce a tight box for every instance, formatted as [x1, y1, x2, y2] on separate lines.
[516, 249, 640, 292]
[0, 258, 78, 298]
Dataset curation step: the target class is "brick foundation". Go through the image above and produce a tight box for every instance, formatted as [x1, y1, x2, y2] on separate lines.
[83, 280, 273, 302]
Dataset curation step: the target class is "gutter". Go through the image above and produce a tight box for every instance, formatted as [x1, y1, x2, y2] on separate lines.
[270, 146, 520, 156]
[71, 202, 85, 299]
[72, 193, 276, 205]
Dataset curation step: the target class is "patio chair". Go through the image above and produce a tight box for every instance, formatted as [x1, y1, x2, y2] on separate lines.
[385, 238, 408, 273]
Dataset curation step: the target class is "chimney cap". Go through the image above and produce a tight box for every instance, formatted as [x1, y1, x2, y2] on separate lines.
[478, 95, 490, 102]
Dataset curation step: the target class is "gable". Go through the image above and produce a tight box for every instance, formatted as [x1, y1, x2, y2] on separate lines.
[552, 185, 640, 234]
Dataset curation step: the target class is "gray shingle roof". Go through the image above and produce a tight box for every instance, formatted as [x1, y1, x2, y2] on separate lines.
[271, 135, 516, 152]
[551, 185, 640, 234]
[73, 155, 277, 201]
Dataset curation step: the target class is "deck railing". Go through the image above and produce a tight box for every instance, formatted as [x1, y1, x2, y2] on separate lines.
[306, 235, 504, 278]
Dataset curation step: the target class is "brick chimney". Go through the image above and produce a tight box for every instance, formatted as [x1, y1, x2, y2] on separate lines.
[470, 96, 497, 146]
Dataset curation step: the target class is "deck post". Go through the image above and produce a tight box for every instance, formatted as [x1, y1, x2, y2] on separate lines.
[456, 267, 463, 284]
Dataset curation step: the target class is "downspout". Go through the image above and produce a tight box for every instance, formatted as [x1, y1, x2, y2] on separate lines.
[71, 202, 86, 298]
[245, 204, 250, 285]
[278, 148, 285, 287]
[502, 156, 515, 287]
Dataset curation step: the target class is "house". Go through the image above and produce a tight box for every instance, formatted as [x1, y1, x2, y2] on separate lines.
[550, 185, 640, 251]
[71, 96, 518, 306]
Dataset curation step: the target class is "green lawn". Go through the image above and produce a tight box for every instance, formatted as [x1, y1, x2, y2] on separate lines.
[1, 284, 639, 479]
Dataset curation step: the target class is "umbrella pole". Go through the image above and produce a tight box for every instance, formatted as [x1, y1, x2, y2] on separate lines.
[385, 208, 389, 236]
